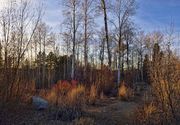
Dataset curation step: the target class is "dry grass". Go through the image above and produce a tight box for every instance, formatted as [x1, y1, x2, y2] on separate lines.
[44, 82, 86, 109]
[118, 82, 133, 101]
[88, 84, 98, 105]
[134, 102, 159, 125]
[67, 85, 86, 108]
[40, 82, 87, 121]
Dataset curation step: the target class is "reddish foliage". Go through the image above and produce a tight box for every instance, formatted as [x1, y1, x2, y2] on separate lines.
[51, 80, 79, 94]
[71, 80, 78, 88]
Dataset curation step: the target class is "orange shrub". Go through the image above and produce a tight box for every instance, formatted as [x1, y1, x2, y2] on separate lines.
[45, 80, 86, 109]
[118, 82, 133, 101]
[67, 85, 86, 109]
[134, 102, 159, 125]
[51, 80, 72, 95]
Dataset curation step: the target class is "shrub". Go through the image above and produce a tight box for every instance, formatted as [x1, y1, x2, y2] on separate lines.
[45, 82, 86, 122]
[67, 85, 86, 109]
[44, 80, 72, 105]
[12, 80, 36, 103]
[134, 102, 159, 125]
[88, 84, 98, 105]
[118, 82, 133, 101]
[149, 53, 180, 124]
[135, 53, 180, 125]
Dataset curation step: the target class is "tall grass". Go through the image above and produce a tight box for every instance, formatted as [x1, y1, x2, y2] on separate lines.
[88, 84, 98, 105]
[118, 82, 133, 101]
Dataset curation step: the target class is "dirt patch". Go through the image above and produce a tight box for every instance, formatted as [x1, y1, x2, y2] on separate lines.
[86, 98, 139, 125]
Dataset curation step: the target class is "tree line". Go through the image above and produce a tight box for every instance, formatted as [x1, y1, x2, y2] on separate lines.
[0, 0, 179, 102]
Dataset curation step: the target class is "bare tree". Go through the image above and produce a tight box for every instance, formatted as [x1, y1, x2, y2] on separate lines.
[110, 0, 136, 85]
[61, 0, 82, 80]
[81, 0, 96, 79]
[0, 0, 42, 101]
[100, 0, 112, 68]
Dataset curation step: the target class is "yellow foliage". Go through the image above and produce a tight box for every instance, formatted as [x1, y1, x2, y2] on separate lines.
[144, 102, 157, 117]
[67, 85, 86, 107]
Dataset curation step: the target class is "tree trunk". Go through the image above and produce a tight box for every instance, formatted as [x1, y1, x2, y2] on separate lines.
[71, 2, 76, 80]
[101, 0, 111, 68]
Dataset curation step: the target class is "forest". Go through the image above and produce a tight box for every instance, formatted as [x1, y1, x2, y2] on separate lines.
[0, 0, 179, 125]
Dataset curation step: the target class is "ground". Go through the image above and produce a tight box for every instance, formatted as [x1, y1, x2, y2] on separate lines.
[0, 84, 146, 125]
[0, 96, 143, 125]
[86, 97, 139, 125]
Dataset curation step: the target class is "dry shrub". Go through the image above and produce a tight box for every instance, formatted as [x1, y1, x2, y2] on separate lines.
[118, 82, 133, 101]
[9, 80, 36, 103]
[149, 55, 180, 124]
[0, 80, 36, 107]
[44, 80, 72, 105]
[67, 85, 86, 109]
[135, 53, 180, 125]
[88, 84, 98, 105]
[134, 102, 159, 125]
[56, 80, 72, 95]
[43, 81, 86, 121]
[54, 85, 86, 121]
[41, 80, 86, 108]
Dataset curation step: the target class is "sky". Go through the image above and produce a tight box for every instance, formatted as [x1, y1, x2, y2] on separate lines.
[43, 0, 180, 33]
[133, 0, 180, 52]
[0, 0, 180, 51]
[1, 0, 180, 33]
[134, 0, 180, 33]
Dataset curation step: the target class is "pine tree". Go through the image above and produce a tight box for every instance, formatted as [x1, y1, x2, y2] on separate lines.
[143, 54, 150, 84]
[0, 42, 3, 69]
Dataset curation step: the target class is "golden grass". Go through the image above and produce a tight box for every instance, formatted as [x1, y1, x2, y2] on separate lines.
[134, 102, 158, 125]
[118, 83, 128, 99]
[88, 84, 98, 105]
[42, 83, 86, 110]
[118, 82, 133, 101]
[67, 85, 86, 108]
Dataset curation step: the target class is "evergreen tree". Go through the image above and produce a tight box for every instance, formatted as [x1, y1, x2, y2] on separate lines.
[0, 42, 3, 69]
[143, 54, 150, 84]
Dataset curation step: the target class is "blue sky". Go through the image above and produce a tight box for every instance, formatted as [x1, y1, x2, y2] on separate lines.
[1, 0, 180, 33]
[42, 0, 180, 52]
[134, 0, 180, 32]
[43, 0, 180, 34]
